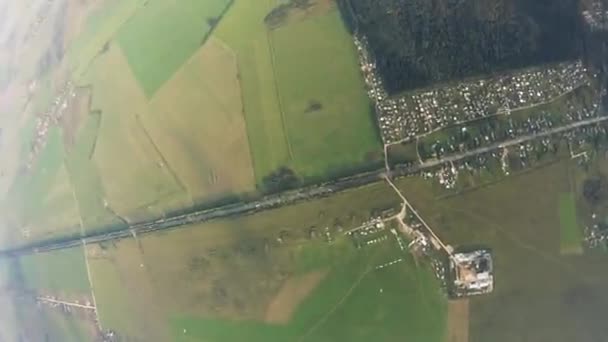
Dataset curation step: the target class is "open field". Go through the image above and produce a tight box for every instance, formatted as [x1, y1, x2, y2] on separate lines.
[215, 0, 379, 182]
[86, 181, 445, 341]
[271, 7, 381, 178]
[66, 0, 144, 79]
[3, 127, 83, 246]
[144, 37, 255, 204]
[214, 0, 290, 181]
[116, 0, 231, 97]
[84, 44, 185, 220]
[19, 246, 90, 296]
[398, 158, 608, 342]
[559, 193, 583, 255]
[171, 245, 446, 342]
[0, 253, 97, 341]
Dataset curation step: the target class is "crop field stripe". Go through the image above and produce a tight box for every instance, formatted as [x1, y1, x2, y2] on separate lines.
[133, 113, 189, 198]
[214, 0, 292, 181]
[266, 27, 294, 160]
[558, 192, 583, 255]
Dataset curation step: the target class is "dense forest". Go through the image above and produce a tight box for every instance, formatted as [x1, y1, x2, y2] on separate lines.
[341, 0, 584, 94]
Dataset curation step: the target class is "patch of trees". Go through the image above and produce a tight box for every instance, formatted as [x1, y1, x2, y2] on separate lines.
[262, 166, 301, 193]
[341, 0, 583, 94]
[207, 16, 219, 28]
[583, 175, 608, 206]
[305, 100, 323, 113]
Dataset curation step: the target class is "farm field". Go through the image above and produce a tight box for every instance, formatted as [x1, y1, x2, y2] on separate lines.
[19, 246, 90, 296]
[85, 181, 452, 341]
[143, 37, 256, 204]
[83, 43, 187, 221]
[214, 0, 290, 182]
[271, 7, 381, 178]
[0, 250, 98, 341]
[559, 193, 583, 254]
[116, 0, 231, 97]
[397, 158, 608, 342]
[215, 0, 380, 182]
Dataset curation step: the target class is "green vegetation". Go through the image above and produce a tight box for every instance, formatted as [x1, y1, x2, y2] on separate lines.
[214, 0, 290, 181]
[67, 0, 144, 79]
[216, 0, 379, 182]
[20, 247, 90, 295]
[144, 37, 256, 203]
[89, 181, 415, 340]
[559, 193, 583, 254]
[271, 8, 381, 178]
[116, 0, 231, 96]
[398, 158, 608, 342]
[171, 242, 446, 342]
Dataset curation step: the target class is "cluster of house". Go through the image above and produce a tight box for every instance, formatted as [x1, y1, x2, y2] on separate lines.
[583, 0, 608, 32]
[421, 91, 600, 163]
[354, 35, 590, 145]
[27, 81, 74, 170]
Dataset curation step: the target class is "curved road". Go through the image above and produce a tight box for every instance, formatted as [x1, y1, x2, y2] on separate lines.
[3, 114, 608, 257]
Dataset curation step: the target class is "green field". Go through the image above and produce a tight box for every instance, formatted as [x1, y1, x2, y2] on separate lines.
[67, 0, 144, 79]
[144, 37, 256, 204]
[87, 181, 453, 341]
[116, 0, 231, 96]
[170, 240, 446, 342]
[214, 0, 290, 181]
[559, 193, 583, 254]
[271, 8, 381, 178]
[19, 246, 90, 295]
[215, 0, 379, 182]
[398, 158, 608, 342]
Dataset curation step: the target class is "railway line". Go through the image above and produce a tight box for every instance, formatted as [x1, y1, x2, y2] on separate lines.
[2, 114, 608, 257]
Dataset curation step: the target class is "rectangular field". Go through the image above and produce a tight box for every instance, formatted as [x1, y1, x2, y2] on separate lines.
[19, 246, 90, 296]
[559, 193, 583, 255]
[116, 0, 231, 96]
[144, 37, 256, 204]
[214, 0, 290, 182]
[271, 8, 381, 178]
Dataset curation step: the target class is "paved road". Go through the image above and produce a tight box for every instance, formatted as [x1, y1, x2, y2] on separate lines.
[2, 115, 607, 257]
[417, 114, 608, 170]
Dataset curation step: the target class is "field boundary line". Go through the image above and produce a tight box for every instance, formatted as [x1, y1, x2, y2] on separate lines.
[298, 247, 380, 342]
[266, 27, 294, 161]
[214, 38, 258, 187]
[134, 113, 190, 204]
[297, 268, 369, 342]
[65, 161, 102, 331]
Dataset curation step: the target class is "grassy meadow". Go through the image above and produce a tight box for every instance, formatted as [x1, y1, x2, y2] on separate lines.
[85, 181, 446, 341]
[144, 37, 256, 204]
[19, 246, 90, 296]
[214, 0, 291, 181]
[116, 0, 231, 97]
[271, 7, 381, 178]
[558, 193, 583, 254]
[216, 0, 379, 182]
[397, 158, 608, 342]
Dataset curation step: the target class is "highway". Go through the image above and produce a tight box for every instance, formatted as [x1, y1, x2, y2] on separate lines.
[2, 114, 607, 257]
